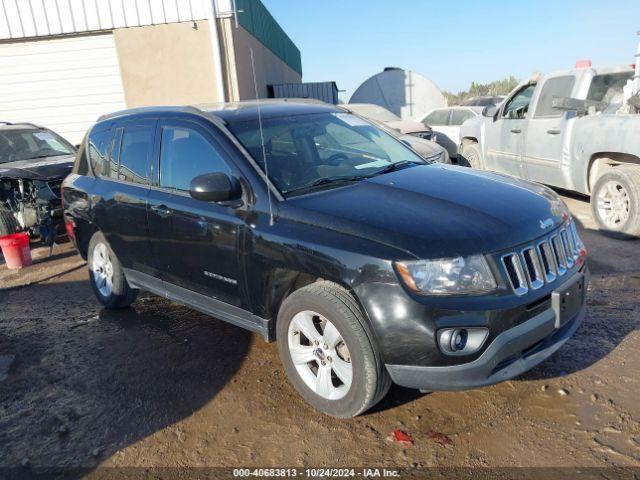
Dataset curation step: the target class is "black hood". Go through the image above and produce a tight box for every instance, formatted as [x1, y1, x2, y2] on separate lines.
[0, 155, 75, 181]
[285, 164, 568, 259]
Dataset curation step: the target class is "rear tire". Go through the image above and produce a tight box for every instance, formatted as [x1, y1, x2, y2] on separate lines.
[591, 166, 640, 239]
[0, 205, 18, 236]
[88, 232, 138, 308]
[459, 142, 484, 169]
[277, 281, 390, 418]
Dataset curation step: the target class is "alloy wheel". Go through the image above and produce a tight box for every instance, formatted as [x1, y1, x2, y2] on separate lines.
[597, 180, 630, 229]
[92, 242, 114, 297]
[287, 310, 353, 400]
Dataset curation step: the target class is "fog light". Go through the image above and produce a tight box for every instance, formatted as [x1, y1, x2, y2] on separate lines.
[438, 327, 489, 356]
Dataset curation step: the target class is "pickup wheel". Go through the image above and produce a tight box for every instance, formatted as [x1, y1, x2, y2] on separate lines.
[591, 166, 640, 239]
[0, 204, 18, 236]
[459, 142, 483, 169]
[277, 281, 390, 418]
[88, 232, 138, 308]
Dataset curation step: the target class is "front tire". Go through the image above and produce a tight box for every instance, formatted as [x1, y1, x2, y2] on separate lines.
[459, 142, 483, 169]
[591, 166, 640, 239]
[277, 281, 390, 418]
[88, 232, 138, 308]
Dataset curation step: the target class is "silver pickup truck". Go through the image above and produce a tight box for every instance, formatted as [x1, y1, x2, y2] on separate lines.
[459, 63, 640, 239]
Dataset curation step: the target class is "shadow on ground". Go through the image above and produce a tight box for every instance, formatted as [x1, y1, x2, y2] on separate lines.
[0, 279, 252, 471]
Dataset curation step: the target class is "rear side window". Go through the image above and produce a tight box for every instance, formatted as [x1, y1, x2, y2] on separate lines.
[587, 72, 633, 108]
[118, 125, 154, 185]
[534, 76, 576, 118]
[450, 109, 475, 126]
[159, 126, 231, 192]
[423, 109, 450, 126]
[87, 127, 114, 176]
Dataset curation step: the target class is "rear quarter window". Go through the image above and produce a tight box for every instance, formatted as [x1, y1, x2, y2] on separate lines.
[87, 127, 114, 177]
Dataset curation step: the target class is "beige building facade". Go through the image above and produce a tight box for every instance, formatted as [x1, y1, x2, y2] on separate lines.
[0, 0, 302, 144]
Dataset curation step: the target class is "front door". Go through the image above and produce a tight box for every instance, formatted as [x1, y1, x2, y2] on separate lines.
[523, 75, 576, 187]
[147, 118, 245, 307]
[484, 84, 536, 178]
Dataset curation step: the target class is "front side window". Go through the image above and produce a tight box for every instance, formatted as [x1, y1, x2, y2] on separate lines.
[228, 112, 426, 197]
[0, 129, 75, 164]
[159, 126, 231, 192]
[502, 85, 536, 119]
[450, 109, 476, 126]
[534, 76, 576, 118]
[423, 109, 450, 126]
[118, 125, 154, 185]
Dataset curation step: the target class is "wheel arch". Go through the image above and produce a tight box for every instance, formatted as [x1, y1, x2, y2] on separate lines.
[587, 152, 640, 193]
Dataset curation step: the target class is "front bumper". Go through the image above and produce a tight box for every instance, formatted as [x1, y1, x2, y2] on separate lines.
[386, 271, 588, 391]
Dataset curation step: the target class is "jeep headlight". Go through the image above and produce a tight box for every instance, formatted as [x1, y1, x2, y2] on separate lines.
[395, 255, 497, 295]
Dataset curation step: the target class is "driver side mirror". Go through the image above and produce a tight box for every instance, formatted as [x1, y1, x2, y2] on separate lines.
[482, 105, 498, 118]
[189, 172, 241, 203]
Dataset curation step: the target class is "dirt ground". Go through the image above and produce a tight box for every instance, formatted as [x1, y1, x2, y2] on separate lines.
[0, 193, 638, 474]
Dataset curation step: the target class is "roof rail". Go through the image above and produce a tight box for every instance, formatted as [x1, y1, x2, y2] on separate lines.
[0, 121, 13, 125]
[0, 121, 42, 128]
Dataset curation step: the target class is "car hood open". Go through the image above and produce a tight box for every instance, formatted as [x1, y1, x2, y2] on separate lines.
[0, 155, 75, 181]
[286, 164, 568, 259]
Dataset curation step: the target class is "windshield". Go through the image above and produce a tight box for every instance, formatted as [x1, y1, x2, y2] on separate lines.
[0, 129, 75, 164]
[228, 112, 426, 197]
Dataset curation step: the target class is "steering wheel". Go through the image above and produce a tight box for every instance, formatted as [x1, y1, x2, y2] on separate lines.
[325, 153, 349, 166]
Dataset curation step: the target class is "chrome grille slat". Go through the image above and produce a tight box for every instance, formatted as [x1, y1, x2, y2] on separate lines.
[500, 221, 583, 296]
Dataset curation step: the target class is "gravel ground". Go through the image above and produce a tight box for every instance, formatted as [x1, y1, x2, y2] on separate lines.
[0, 194, 638, 473]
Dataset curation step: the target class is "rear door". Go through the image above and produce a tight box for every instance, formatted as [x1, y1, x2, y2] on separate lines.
[89, 118, 157, 273]
[483, 84, 536, 177]
[147, 117, 246, 307]
[523, 75, 576, 187]
[421, 108, 455, 157]
[449, 108, 477, 154]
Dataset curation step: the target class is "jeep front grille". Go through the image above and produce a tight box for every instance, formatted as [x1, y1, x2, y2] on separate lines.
[501, 221, 583, 296]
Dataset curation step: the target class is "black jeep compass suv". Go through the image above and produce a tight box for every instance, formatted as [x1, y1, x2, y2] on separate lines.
[62, 101, 588, 418]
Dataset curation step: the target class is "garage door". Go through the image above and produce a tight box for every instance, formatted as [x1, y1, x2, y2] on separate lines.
[0, 33, 126, 145]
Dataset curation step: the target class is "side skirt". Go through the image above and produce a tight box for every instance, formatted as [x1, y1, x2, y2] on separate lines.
[124, 269, 273, 341]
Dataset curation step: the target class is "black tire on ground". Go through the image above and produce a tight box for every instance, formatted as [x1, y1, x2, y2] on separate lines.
[277, 281, 391, 418]
[591, 166, 640, 240]
[459, 142, 483, 169]
[0, 204, 18, 236]
[87, 232, 138, 309]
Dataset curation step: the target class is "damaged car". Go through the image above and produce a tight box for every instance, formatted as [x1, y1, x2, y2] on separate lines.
[0, 122, 76, 243]
[63, 102, 588, 418]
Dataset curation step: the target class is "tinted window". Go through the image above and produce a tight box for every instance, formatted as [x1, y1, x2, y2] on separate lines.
[118, 125, 153, 184]
[423, 109, 450, 126]
[587, 72, 633, 108]
[534, 76, 576, 118]
[450, 109, 476, 126]
[159, 126, 231, 192]
[502, 85, 536, 118]
[87, 127, 114, 176]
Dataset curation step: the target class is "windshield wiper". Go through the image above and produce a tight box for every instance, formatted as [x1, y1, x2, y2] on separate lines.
[284, 175, 367, 196]
[370, 160, 421, 177]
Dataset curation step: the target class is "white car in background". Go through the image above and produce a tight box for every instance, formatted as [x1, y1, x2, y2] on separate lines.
[415, 106, 484, 159]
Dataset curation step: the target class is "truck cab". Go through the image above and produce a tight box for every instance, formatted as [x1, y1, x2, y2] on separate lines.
[459, 65, 639, 238]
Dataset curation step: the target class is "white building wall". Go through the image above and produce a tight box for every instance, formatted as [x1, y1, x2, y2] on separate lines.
[0, 0, 217, 40]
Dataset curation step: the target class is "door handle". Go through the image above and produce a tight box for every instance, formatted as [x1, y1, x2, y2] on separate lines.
[510, 128, 522, 134]
[151, 204, 172, 218]
[547, 129, 561, 135]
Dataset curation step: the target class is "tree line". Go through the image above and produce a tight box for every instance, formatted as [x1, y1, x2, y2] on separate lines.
[444, 76, 519, 105]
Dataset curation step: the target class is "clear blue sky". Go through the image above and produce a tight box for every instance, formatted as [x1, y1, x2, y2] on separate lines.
[262, 0, 640, 101]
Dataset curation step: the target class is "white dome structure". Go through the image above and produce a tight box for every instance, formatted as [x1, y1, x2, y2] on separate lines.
[349, 68, 445, 120]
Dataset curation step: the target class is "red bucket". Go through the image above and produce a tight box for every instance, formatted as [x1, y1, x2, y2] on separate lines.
[0, 233, 32, 269]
